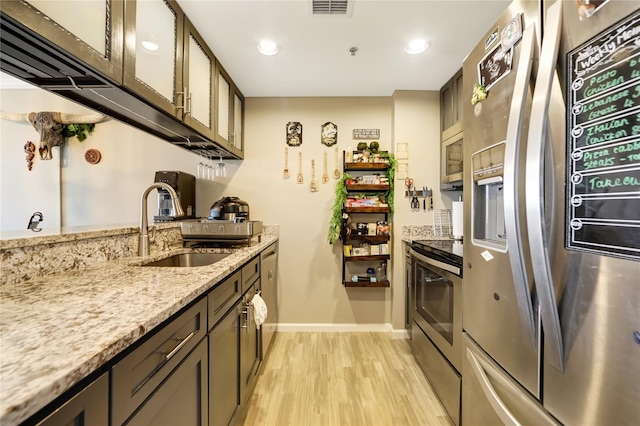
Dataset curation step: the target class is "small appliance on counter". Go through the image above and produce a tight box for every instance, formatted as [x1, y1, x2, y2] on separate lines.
[209, 196, 250, 220]
[153, 171, 196, 222]
[181, 196, 262, 247]
[181, 219, 263, 247]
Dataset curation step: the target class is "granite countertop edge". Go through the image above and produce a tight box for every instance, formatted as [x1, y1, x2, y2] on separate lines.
[0, 235, 278, 426]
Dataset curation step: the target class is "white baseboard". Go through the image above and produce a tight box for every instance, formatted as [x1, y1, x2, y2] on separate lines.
[391, 329, 411, 339]
[276, 323, 410, 339]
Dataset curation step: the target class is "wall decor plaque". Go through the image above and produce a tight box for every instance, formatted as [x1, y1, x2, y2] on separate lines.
[353, 129, 380, 139]
[321, 122, 338, 146]
[286, 121, 302, 146]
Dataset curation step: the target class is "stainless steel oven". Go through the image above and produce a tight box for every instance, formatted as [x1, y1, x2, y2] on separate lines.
[410, 240, 463, 426]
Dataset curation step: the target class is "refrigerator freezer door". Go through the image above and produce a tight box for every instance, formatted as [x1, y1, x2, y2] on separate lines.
[462, 0, 541, 398]
[462, 334, 560, 426]
[534, 2, 640, 424]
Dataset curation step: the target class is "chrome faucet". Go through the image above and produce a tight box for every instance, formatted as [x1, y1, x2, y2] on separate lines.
[138, 182, 185, 256]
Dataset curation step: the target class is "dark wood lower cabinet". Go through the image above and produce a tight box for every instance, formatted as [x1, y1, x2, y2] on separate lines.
[209, 299, 241, 426]
[240, 283, 260, 405]
[37, 373, 108, 426]
[27, 249, 278, 426]
[127, 340, 208, 426]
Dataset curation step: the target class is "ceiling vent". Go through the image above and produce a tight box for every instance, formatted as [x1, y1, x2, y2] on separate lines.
[312, 0, 352, 15]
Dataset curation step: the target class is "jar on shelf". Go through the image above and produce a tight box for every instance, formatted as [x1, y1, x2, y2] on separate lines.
[376, 262, 387, 282]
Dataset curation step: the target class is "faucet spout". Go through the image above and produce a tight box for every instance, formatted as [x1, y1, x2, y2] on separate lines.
[139, 182, 185, 256]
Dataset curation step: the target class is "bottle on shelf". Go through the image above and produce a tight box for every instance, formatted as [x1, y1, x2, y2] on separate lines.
[376, 261, 387, 282]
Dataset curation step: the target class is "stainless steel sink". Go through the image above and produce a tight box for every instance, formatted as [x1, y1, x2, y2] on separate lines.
[141, 252, 231, 267]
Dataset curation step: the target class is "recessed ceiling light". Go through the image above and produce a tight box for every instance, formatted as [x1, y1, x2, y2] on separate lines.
[404, 39, 429, 55]
[257, 40, 279, 56]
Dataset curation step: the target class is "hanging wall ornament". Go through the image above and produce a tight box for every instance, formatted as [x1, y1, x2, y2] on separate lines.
[310, 159, 319, 192]
[283, 147, 290, 179]
[333, 146, 341, 179]
[322, 151, 329, 184]
[297, 151, 304, 184]
[286, 121, 302, 146]
[321, 122, 337, 146]
[24, 141, 35, 171]
[84, 148, 102, 165]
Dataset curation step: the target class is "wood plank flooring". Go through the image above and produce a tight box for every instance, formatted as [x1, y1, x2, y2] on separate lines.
[238, 332, 454, 426]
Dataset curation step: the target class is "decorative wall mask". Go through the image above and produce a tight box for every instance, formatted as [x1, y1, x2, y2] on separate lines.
[286, 121, 302, 146]
[321, 122, 337, 146]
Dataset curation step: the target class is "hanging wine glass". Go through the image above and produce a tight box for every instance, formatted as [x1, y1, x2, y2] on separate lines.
[216, 154, 227, 177]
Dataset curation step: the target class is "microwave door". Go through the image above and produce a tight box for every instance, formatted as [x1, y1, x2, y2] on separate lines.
[442, 133, 464, 188]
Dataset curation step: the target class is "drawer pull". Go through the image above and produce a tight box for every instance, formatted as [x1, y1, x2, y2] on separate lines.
[165, 331, 196, 361]
[131, 330, 198, 396]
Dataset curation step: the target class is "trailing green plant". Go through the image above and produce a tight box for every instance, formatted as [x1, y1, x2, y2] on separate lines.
[385, 153, 397, 213]
[328, 173, 351, 244]
[62, 123, 95, 141]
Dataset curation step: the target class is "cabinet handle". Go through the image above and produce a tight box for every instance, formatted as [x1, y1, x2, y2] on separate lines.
[241, 302, 253, 333]
[165, 330, 196, 361]
[176, 87, 190, 115]
[185, 88, 191, 115]
[176, 89, 184, 110]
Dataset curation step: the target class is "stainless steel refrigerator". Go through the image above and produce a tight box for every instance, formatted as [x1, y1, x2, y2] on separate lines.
[462, 0, 640, 424]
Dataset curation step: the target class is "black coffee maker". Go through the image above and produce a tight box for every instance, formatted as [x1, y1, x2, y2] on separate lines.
[153, 171, 196, 222]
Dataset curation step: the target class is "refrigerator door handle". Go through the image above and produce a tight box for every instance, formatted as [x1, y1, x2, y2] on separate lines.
[525, 0, 565, 372]
[466, 348, 522, 426]
[503, 23, 537, 349]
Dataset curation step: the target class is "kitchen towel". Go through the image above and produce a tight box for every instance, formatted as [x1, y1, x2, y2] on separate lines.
[251, 293, 268, 326]
[452, 201, 463, 240]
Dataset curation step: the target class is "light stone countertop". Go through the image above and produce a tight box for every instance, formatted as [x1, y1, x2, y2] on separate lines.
[0, 235, 277, 426]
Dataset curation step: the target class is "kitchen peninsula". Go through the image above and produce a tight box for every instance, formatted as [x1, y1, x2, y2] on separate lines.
[0, 224, 278, 425]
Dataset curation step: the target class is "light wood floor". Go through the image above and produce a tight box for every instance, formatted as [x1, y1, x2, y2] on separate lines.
[239, 332, 454, 426]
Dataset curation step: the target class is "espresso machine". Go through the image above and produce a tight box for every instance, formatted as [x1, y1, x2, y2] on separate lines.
[153, 171, 196, 222]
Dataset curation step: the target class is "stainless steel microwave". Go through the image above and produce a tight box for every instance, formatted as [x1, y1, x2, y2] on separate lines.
[441, 130, 463, 190]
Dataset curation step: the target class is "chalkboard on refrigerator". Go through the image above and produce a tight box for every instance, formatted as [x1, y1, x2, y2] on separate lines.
[565, 9, 640, 260]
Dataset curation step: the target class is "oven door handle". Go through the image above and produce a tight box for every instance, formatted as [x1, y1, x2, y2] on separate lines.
[424, 277, 445, 283]
[410, 248, 460, 276]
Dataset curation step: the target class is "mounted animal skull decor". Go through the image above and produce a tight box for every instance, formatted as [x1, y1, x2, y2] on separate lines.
[0, 111, 107, 160]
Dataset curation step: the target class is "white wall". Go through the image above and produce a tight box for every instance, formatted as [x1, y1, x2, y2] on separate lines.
[390, 90, 440, 329]
[1, 88, 63, 231]
[1, 87, 449, 329]
[241, 97, 393, 324]
[1, 88, 224, 232]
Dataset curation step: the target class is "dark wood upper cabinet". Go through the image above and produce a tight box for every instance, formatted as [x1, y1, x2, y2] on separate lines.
[215, 62, 245, 159]
[230, 84, 245, 158]
[123, 0, 184, 118]
[1, 0, 244, 158]
[0, 0, 124, 84]
[182, 18, 216, 141]
[440, 68, 463, 140]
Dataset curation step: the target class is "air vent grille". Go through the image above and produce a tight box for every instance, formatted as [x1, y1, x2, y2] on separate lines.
[312, 0, 349, 15]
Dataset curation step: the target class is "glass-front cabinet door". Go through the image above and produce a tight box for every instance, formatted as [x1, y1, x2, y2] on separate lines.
[0, 0, 124, 83]
[215, 63, 231, 147]
[182, 19, 215, 140]
[215, 62, 245, 157]
[231, 89, 244, 157]
[123, 0, 183, 118]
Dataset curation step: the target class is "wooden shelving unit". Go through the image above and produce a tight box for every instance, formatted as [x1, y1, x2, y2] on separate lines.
[340, 153, 392, 288]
